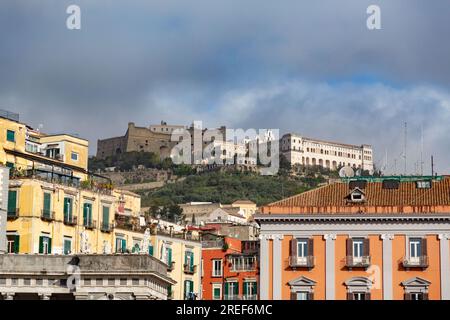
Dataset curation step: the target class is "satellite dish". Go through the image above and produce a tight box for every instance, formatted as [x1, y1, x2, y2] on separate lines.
[339, 166, 355, 178]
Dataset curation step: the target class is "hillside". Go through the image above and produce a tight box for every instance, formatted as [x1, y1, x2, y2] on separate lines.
[136, 171, 328, 207]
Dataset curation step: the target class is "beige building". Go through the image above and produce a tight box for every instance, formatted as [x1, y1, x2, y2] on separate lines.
[280, 133, 374, 172]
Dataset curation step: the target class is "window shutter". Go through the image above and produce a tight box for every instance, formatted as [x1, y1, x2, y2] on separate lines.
[183, 280, 187, 299]
[422, 238, 428, 256]
[308, 292, 314, 300]
[48, 237, 52, 254]
[290, 292, 297, 300]
[404, 293, 412, 300]
[190, 252, 194, 268]
[39, 236, 44, 254]
[8, 190, 17, 214]
[224, 282, 229, 297]
[83, 204, 88, 225]
[253, 282, 257, 296]
[168, 248, 172, 264]
[148, 245, 153, 256]
[122, 239, 127, 252]
[346, 238, 353, 256]
[422, 293, 429, 300]
[308, 238, 314, 256]
[234, 282, 239, 296]
[43, 193, 51, 214]
[64, 198, 69, 221]
[243, 282, 248, 296]
[290, 238, 298, 257]
[363, 238, 370, 256]
[365, 292, 371, 300]
[14, 235, 20, 253]
[103, 206, 109, 226]
[347, 292, 354, 300]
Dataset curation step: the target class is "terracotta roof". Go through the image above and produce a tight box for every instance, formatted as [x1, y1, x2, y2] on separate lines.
[262, 176, 450, 214]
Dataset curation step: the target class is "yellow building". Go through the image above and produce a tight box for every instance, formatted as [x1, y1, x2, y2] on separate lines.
[0, 110, 142, 255]
[151, 230, 202, 300]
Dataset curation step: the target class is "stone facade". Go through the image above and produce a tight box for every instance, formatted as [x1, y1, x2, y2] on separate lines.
[280, 133, 374, 173]
[0, 254, 175, 300]
[96, 122, 181, 159]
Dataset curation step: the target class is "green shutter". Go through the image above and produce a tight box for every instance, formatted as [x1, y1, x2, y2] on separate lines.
[253, 282, 257, 296]
[122, 239, 126, 253]
[243, 282, 248, 296]
[43, 193, 51, 216]
[64, 240, 71, 254]
[39, 236, 44, 254]
[14, 235, 20, 253]
[224, 282, 229, 296]
[234, 282, 239, 295]
[102, 206, 109, 228]
[83, 203, 88, 225]
[148, 245, 153, 256]
[6, 130, 15, 142]
[190, 252, 194, 268]
[48, 237, 52, 254]
[184, 280, 187, 299]
[7, 190, 17, 215]
[167, 248, 172, 264]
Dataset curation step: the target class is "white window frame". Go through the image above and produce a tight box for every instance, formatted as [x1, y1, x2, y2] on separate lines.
[353, 239, 364, 260]
[212, 259, 223, 277]
[297, 239, 308, 258]
[409, 238, 422, 262]
[212, 283, 222, 300]
[71, 151, 79, 161]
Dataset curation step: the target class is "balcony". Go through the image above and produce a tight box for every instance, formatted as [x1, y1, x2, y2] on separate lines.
[63, 216, 77, 226]
[402, 256, 429, 269]
[183, 264, 197, 275]
[223, 294, 257, 301]
[167, 261, 175, 272]
[100, 222, 114, 233]
[345, 256, 371, 268]
[84, 220, 97, 230]
[41, 210, 55, 222]
[289, 255, 315, 268]
[7, 208, 19, 220]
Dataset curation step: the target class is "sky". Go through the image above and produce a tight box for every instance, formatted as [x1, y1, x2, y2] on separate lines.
[1, 0, 450, 174]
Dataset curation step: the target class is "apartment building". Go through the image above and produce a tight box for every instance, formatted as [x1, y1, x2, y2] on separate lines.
[150, 229, 202, 300]
[256, 176, 450, 300]
[280, 133, 374, 172]
[202, 234, 259, 300]
[0, 110, 144, 255]
[0, 165, 9, 253]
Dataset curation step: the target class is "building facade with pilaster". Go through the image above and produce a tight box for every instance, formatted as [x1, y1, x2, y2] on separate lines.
[256, 176, 450, 300]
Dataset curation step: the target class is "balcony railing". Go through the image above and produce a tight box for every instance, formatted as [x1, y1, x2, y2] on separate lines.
[7, 208, 19, 220]
[231, 263, 257, 272]
[223, 294, 257, 301]
[183, 264, 197, 274]
[41, 210, 55, 222]
[167, 261, 175, 271]
[101, 222, 114, 233]
[345, 256, 371, 268]
[402, 256, 429, 269]
[63, 216, 77, 226]
[289, 255, 315, 268]
[84, 220, 97, 230]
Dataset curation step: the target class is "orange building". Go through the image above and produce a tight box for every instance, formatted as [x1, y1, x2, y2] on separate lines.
[255, 176, 450, 300]
[201, 234, 259, 300]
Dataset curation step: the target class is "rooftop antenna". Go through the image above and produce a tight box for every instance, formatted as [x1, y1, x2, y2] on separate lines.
[431, 155, 435, 177]
[403, 122, 407, 175]
[420, 124, 424, 176]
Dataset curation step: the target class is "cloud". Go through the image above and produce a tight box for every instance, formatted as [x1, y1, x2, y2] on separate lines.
[0, 0, 450, 173]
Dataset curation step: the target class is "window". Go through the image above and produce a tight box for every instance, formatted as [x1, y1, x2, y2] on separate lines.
[344, 277, 372, 300]
[43, 192, 51, 217]
[410, 293, 426, 300]
[71, 152, 79, 161]
[184, 280, 195, 300]
[231, 256, 256, 271]
[102, 206, 110, 230]
[212, 284, 222, 300]
[185, 251, 194, 272]
[148, 245, 153, 256]
[212, 259, 223, 277]
[352, 292, 369, 300]
[297, 239, 308, 258]
[7, 190, 18, 216]
[243, 282, 257, 300]
[165, 247, 173, 265]
[6, 130, 15, 142]
[296, 292, 309, 300]
[353, 239, 364, 259]
[7, 234, 20, 253]
[63, 238, 72, 255]
[115, 238, 126, 253]
[225, 282, 239, 300]
[410, 238, 422, 261]
[83, 203, 93, 227]
[63, 197, 73, 223]
[39, 236, 52, 254]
